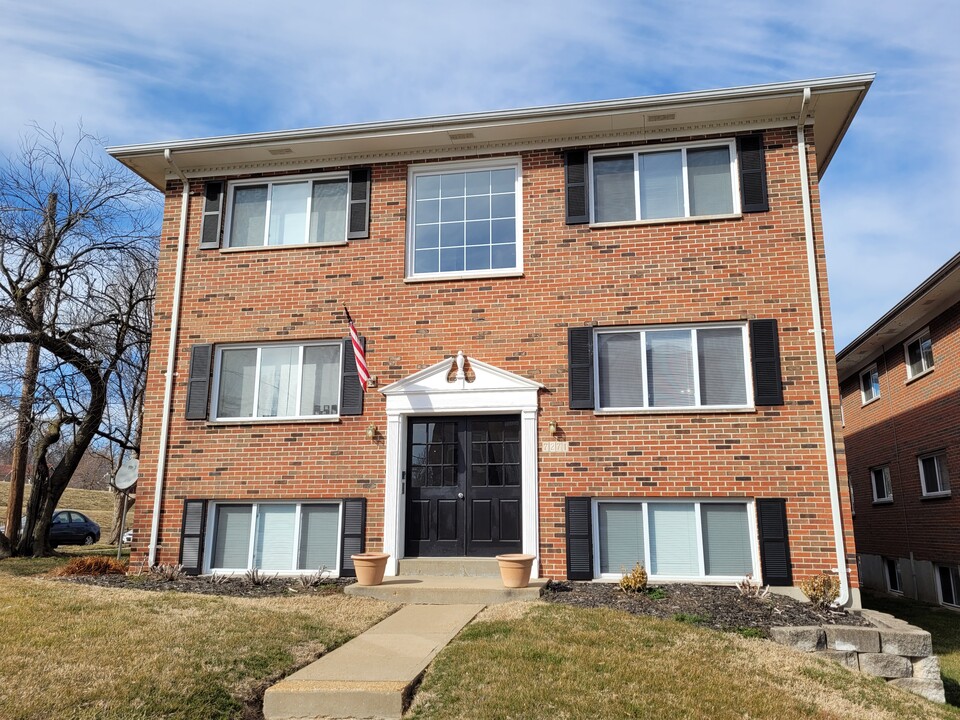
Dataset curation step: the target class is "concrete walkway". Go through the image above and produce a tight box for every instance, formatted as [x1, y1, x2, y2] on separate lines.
[345, 575, 548, 605]
[263, 603, 484, 720]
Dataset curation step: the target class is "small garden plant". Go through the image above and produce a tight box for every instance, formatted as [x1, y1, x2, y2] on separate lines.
[53, 556, 127, 576]
[799, 572, 840, 608]
[618, 563, 648, 593]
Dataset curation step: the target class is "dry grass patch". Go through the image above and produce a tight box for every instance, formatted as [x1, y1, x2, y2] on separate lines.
[0, 481, 117, 535]
[0, 574, 394, 720]
[409, 603, 959, 720]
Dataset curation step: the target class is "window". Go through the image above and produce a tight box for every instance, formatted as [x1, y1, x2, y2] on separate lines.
[212, 342, 342, 420]
[209, 502, 341, 573]
[590, 140, 739, 224]
[224, 174, 349, 248]
[938, 565, 960, 607]
[871, 466, 893, 503]
[408, 159, 522, 278]
[596, 324, 750, 411]
[884, 557, 903, 593]
[904, 329, 934, 379]
[859, 364, 880, 404]
[919, 452, 950, 496]
[595, 500, 755, 579]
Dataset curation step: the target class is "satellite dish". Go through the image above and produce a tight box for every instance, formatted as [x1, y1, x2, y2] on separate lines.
[113, 459, 139, 490]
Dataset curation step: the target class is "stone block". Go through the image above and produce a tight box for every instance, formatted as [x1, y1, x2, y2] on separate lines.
[824, 626, 880, 653]
[888, 677, 946, 704]
[769, 626, 825, 652]
[880, 629, 932, 657]
[858, 653, 912, 679]
[816, 649, 859, 670]
[912, 655, 942, 681]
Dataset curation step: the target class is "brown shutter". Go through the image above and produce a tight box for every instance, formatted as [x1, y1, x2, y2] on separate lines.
[339, 498, 366, 578]
[566, 497, 594, 580]
[737, 134, 769, 213]
[179, 500, 207, 575]
[750, 319, 783, 406]
[757, 498, 792, 586]
[565, 150, 590, 224]
[568, 326, 595, 409]
[185, 345, 213, 420]
[347, 168, 371, 239]
[199, 182, 224, 249]
[340, 336, 365, 416]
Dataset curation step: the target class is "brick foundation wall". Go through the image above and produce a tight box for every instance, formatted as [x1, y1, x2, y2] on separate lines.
[130, 125, 856, 586]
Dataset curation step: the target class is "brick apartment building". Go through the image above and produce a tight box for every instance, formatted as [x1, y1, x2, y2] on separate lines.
[108, 74, 871, 604]
[838, 251, 960, 608]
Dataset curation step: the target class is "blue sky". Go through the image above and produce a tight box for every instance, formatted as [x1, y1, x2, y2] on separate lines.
[1, 0, 957, 348]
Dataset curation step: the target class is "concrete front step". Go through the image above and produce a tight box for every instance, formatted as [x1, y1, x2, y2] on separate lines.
[397, 557, 501, 577]
[344, 575, 548, 605]
[263, 603, 483, 720]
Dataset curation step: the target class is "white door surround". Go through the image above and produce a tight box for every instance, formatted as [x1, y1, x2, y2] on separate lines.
[380, 352, 543, 577]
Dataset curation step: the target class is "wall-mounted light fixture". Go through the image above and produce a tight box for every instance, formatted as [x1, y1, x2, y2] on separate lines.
[365, 425, 377, 440]
[548, 420, 558, 436]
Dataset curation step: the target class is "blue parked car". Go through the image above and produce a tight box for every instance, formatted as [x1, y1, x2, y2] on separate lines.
[49, 510, 101, 546]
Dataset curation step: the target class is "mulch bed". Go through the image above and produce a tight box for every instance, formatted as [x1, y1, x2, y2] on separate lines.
[58, 573, 352, 598]
[542, 581, 870, 636]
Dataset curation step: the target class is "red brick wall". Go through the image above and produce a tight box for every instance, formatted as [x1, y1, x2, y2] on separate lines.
[131, 125, 857, 586]
[841, 301, 960, 566]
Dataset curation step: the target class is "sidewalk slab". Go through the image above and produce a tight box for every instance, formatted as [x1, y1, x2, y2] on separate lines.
[344, 576, 547, 605]
[263, 603, 483, 720]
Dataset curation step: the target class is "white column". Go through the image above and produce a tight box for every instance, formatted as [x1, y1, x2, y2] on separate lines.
[520, 407, 540, 578]
[382, 412, 403, 576]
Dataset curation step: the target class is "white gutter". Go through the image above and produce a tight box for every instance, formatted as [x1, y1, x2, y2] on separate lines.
[147, 149, 190, 566]
[796, 88, 851, 606]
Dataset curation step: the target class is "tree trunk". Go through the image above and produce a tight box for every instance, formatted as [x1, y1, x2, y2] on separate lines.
[108, 490, 135, 545]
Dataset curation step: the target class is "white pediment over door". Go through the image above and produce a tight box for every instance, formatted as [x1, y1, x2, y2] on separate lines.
[381, 351, 542, 414]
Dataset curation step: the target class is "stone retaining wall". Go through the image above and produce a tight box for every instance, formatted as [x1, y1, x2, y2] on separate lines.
[769, 610, 945, 703]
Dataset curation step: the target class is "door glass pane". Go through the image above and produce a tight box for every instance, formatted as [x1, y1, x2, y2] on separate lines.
[229, 185, 267, 247]
[300, 345, 340, 416]
[639, 151, 684, 219]
[212, 505, 252, 569]
[599, 503, 645, 574]
[593, 155, 635, 223]
[649, 503, 698, 576]
[298, 504, 339, 571]
[258, 346, 299, 417]
[254, 505, 296, 571]
[310, 180, 348, 243]
[939, 566, 957, 606]
[646, 330, 694, 407]
[701, 504, 752, 576]
[687, 146, 733, 216]
[217, 349, 257, 417]
[268, 182, 310, 246]
[697, 327, 746, 406]
[598, 332, 644, 408]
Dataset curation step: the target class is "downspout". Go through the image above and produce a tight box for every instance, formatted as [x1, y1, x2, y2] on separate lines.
[147, 149, 190, 566]
[796, 88, 851, 606]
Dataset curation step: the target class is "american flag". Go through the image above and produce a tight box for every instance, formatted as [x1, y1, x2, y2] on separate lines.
[343, 306, 370, 392]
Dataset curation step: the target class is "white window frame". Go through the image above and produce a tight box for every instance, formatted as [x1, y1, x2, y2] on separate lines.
[870, 466, 893, 504]
[588, 138, 741, 225]
[884, 557, 903, 594]
[222, 172, 350, 249]
[591, 498, 760, 583]
[918, 451, 951, 497]
[593, 322, 753, 412]
[210, 340, 343, 422]
[859, 363, 880, 405]
[936, 564, 960, 608]
[405, 157, 524, 281]
[903, 328, 934, 380]
[203, 500, 344, 575]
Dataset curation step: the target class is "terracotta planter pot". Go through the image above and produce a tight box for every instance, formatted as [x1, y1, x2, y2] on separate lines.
[351, 552, 390, 586]
[496, 553, 535, 588]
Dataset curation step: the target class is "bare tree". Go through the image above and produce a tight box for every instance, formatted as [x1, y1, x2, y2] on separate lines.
[0, 125, 158, 557]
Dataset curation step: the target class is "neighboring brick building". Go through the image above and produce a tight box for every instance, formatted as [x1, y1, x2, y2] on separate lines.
[108, 74, 871, 604]
[838, 251, 960, 608]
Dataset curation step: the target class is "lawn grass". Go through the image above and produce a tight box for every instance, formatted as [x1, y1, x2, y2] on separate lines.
[0, 562, 393, 720]
[862, 590, 960, 706]
[410, 603, 959, 720]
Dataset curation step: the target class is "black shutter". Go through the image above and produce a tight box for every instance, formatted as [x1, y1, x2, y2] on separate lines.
[347, 168, 371, 239]
[179, 500, 207, 575]
[566, 497, 594, 580]
[568, 326, 595, 409]
[185, 344, 213, 420]
[750, 319, 783, 406]
[198, 182, 224, 249]
[340, 336, 365, 416]
[340, 498, 366, 578]
[757, 498, 793, 586]
[564, 150, 590, 224]
[737, 134, 769, 213]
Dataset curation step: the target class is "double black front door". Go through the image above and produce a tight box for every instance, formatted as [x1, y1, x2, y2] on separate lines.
[405, 416, 522, 557]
